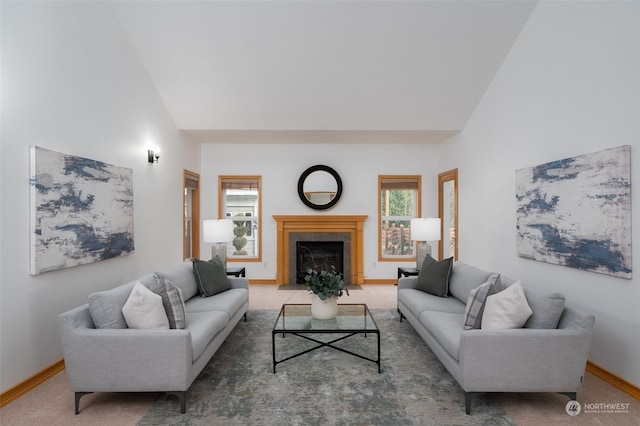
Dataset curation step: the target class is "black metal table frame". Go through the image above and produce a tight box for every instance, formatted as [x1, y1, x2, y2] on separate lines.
[272, 304, 381, 374]
[225, 266, 246, 277]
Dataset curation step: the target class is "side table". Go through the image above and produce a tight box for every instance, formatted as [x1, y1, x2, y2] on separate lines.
[226, 267, 246, 278]
[397, 267, 419, 280]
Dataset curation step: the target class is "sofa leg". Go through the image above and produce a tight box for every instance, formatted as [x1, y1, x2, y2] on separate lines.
[244, 312, 247, 322]
[166, 391, 186, 414]
[559, 392, 577, 401]
[74, 392, 93, 414]
[398, 309, 404, 322]
[465, 392, 479, 415]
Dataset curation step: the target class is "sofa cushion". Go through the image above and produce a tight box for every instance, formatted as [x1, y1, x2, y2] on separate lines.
[193, 258, 231, 297]
[151, 274, 186, 329]
[416, 255, 453, 297]
[463, 273, 501, 329]
[149, 274, 184, 329]
[185, 311, 228, 361]
[420, 311, 465, 361]
[88, 281, 137, 329]
[482, 281, 533, 329]
[523, 286, 566, 329]
[448, 262, 495, 304]
[185, 288, 248, 320]
[122, 282, 170, 329]
[166, 283, 186, 330]
[398, 288, 466, 317]
[155, 261, 199, 301]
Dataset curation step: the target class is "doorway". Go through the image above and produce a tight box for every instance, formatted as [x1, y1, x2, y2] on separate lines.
[184, 170, 200, 260]
[438, 169, 458, 260]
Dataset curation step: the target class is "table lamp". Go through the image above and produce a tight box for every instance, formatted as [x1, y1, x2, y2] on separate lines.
[203, 219, 234, 268]
[410, 218, 442, 269]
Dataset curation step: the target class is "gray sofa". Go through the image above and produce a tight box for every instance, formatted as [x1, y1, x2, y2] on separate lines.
[58, 260, 249, 414]
[397, 261, 595, 414]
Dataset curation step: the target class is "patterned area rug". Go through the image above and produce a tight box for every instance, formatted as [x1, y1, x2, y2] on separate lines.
[139, 309, 515, 425]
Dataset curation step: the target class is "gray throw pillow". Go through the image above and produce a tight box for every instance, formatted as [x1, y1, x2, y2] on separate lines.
[416, 255, 453, 297]
[151, 274, 186, 329]
[87, 282, 135, 329]
[193, 257, 231, 297]
[463, 273, 501, 329]
[522, 285, 566, 329]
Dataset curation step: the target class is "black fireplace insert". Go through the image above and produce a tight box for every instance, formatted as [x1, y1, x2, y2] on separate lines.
[296, 241, 344, 283]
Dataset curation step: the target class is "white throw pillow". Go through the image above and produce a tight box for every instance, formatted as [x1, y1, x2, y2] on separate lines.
[122, 281, 170, 329]
[481, 281, 532, 329]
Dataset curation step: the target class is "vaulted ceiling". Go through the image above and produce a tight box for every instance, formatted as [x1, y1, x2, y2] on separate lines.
[110, 1, 537, 143]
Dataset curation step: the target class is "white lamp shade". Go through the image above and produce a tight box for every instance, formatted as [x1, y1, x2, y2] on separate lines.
[202, 219, 234, 243]
[410, 218, 441, 241]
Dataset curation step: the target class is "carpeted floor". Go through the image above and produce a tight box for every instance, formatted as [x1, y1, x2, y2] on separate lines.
[138, 309, 515, 425]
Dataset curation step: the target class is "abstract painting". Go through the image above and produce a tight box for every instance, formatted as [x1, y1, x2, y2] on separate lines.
[30, 146, 134, 275]
[516, 145, 631, 279]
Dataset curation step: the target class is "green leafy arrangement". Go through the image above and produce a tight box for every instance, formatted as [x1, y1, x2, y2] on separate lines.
[304, 266, 348, 301]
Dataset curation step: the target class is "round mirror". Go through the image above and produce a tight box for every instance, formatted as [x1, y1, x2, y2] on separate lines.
[298, 165, 343, 210]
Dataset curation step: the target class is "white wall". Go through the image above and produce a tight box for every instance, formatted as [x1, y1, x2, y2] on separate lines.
[199, 142, 440, 281]
[439, 1, 639, 387]
[0, 2, 194, 392]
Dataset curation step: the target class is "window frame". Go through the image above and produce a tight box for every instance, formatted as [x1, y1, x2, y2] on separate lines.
[183, 170, 200, 260]
[218, 175, 262, 262]
[378, 175, 422, 262]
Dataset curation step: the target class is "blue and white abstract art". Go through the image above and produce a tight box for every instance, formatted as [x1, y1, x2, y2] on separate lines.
[30, 146, 134, 275]
[516, 145, 631, 279]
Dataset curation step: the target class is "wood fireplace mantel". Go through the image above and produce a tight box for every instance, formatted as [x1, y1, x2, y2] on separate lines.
[273, 215, 368, 285]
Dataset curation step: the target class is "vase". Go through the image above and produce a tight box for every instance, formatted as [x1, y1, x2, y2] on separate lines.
[310, 294, 338, 320]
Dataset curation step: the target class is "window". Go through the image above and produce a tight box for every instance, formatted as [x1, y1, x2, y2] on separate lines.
[218, 176, 262, 262]
[378, 175, 421, 260]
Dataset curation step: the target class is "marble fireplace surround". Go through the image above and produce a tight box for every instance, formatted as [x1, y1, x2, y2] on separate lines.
[273, 215, 367, 285]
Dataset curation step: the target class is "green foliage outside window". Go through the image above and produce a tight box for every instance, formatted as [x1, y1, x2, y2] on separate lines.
[381, 189, 416, 217]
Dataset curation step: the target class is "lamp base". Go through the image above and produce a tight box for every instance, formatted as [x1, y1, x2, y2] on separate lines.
[211, 242, 227, 269]
[416, 242, 432, 270]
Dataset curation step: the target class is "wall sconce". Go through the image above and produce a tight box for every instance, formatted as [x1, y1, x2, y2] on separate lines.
[411, 218, 442, 269]
[202, 219, 235, 268]
[148, 149, 160, 164]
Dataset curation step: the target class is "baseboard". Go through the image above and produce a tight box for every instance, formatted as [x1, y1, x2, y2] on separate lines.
[586, 361, 640, 400]
[0, 359, 65, 407]
[248, 279, 277, 285]
[363, 279, 396, 285]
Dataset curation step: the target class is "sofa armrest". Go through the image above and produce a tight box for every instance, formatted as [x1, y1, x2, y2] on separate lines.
[229, 277, 249, 290]
[398, 276, 419, 290]
[59, 314, 193, 392]
[458, 327, 593, 392]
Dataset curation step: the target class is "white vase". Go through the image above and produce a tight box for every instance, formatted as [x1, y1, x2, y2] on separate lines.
[310, 294, 338, 320]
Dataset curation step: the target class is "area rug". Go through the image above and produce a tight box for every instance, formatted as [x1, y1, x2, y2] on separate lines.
[139, 309, 515, 425]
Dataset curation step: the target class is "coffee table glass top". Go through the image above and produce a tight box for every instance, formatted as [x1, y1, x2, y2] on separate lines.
[273, 303, 378, 333]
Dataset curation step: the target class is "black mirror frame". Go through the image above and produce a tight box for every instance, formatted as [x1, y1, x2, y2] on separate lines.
[297, 165, 343, 210]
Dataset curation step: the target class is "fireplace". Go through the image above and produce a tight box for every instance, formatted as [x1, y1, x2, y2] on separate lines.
[273, 215, 367, 285]
[296, 241, 344, 283]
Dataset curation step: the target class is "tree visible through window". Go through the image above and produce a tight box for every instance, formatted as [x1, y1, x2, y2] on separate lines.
[218, 176, 262, 261]
[378, 175, 421, 260]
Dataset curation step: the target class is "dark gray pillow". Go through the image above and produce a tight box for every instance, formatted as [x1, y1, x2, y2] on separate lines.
[416, 255, 453, 297]
[192, 257, 231, 297]
[522, 285, 566, 329]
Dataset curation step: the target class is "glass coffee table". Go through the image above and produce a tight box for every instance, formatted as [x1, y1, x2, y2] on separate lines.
[272, 303, 380, 373]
